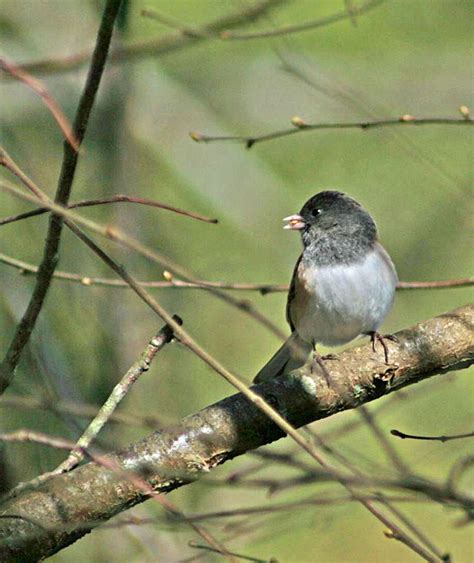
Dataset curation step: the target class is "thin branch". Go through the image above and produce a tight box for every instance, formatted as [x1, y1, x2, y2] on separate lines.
[271, 47, 469, 197]
[54, 317, 181, 474]
[0, 250, 287, 290]
[190, 116, 473, 149]
[0, 393, 165, 429]
[0, 304, 472, 560]
[359, 406, 410, 475]
[220, 0, 385, 40]
[0, 0, 122, 394]
[0, 194, 218, 226]
[320, 378, 454, 443]
[10, 0, 286, 77]
[182, 496, 420, 522]
[344, 0, 360, 27]
[1, 139, 287, 342]
[391, 430, 474, 443]
[0, 58, 79, 151]
[0, 430, 77, 452]
[188, 541, 270, 563]
[307, 430, 447, 561]
[160, 502, 236, 563]
[0, 251, 471, 293]
[0, 166, 211, 286]
[375, 495, 450, 562]
[446, 456, 474, 497]
[141, 8, 207, 38]
[0, 147, 50, 201]
[205, 472, 473, 510]
[396, 279, 474, 290]
[0, 149, 285, 341]
[0, 181, 286, 340]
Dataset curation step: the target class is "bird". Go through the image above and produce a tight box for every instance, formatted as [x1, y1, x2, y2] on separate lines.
[254, 190, 398, 384]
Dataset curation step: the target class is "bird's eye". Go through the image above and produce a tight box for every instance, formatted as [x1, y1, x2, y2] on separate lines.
[311, 208, 321, 217]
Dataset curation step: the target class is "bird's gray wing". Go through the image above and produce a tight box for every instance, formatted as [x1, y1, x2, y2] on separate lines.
[254, 254, 311, 383]
[285, 253, 302, 332]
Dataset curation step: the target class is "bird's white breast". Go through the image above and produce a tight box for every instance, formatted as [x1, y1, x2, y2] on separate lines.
[293, 244, 397, 346]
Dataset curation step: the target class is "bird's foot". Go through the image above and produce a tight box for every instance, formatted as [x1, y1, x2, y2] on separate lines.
[310, 350, 334, 386]
[367, 331, 396, 364]
[384, 334, 399, 343]
[321, 353, 339, 361]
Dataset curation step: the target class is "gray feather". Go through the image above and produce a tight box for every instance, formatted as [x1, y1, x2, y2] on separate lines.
[254, 332, 312, 383]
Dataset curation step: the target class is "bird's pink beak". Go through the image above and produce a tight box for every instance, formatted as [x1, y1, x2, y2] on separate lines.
[283, 214, 306, 230]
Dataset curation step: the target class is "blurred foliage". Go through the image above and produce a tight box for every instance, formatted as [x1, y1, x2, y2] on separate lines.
[0, 0, 473, 561]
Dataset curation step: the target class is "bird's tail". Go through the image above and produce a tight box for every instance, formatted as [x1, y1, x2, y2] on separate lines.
[254, 332, 312, 384]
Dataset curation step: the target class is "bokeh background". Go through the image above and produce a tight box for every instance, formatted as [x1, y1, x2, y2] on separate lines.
[1, 0, 473, 561]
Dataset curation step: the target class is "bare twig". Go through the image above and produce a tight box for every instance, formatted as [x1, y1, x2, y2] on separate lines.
[0, 150, 281, 344]
[0, 181, 286, 340]
[0, 147, 50, 201]
[163, 505, 236, 563]
[205, 472, 472, 511]
[272, 48, 468, 196]
[191, 116, 473, 149]
[0, 194, 218, 226]
[0, 58, 79, 151]
[0, 145, 284, 340]
[0, 430, 77, 452]
[0, 0, 122, 394]
[376, 496, 450, 562]
[11, 0, 285, 77]
[344, 0, 359, 27]
[0, 251, 471, 293]
[0, 251, 286, 290]
[396, 279, 474, 290]
[179, 495, 433, 522]
[391, 430, 474, 443]
[359, 405, 410, 474]
[141, 8, 206, 38]
[188, 541, 270, 563]
[446, 456, 474, 497]
[220, 0, 384, 40]
[308, 431, 447, 561]
[0, 393, 165, 429]
[54, 317, 181, 473]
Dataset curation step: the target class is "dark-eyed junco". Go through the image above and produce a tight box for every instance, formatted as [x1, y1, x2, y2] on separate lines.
[254, 191, 398, 383]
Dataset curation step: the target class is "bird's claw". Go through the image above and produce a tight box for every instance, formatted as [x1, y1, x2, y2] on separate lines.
[367, 331, 395, 364]
[322, 353, 339, 361]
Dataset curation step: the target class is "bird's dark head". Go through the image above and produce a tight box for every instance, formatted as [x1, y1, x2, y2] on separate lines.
[283, 191, 377, 249]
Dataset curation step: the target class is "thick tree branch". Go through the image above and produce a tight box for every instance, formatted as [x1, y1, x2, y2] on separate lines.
[0, 305, 472, 560]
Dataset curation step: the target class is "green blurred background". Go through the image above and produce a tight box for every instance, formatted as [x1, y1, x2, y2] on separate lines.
[1, 0, 473, 561]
